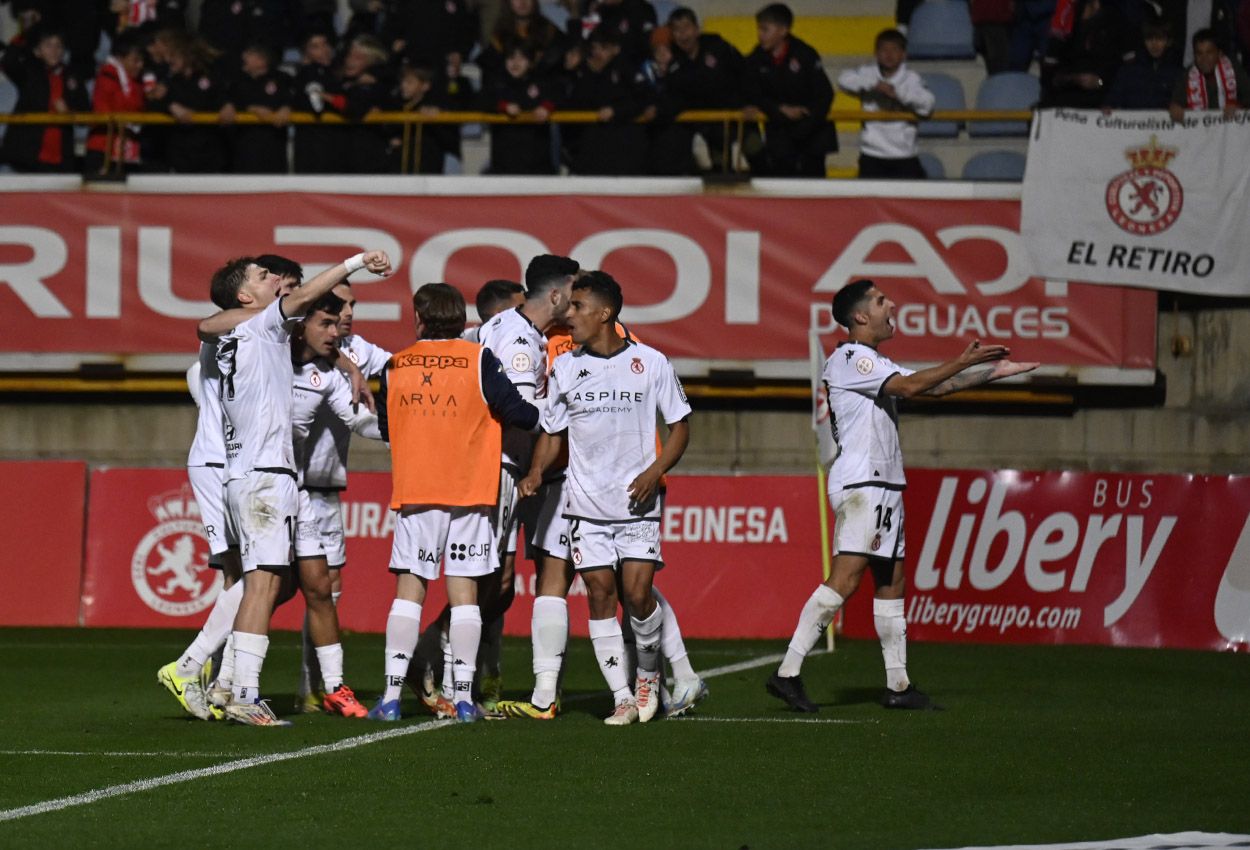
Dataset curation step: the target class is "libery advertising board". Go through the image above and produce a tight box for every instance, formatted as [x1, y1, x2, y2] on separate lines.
[76, 467, 1249, 652]
[0, 183, 1154, 382]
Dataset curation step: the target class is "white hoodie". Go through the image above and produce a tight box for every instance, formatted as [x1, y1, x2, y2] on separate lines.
[837, 61, 935, 159]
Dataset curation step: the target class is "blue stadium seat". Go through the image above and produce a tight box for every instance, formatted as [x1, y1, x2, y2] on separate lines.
[652, 0, 678, 25]
[540, 1, 571, 33]
[918, 151, 946, 178]
[961, 150, 1026, 181]
[969, 72, 1039, 137]
[918, 72, 964, 138]
[0, 78, 17, 147]
[907, 1, 975, 60]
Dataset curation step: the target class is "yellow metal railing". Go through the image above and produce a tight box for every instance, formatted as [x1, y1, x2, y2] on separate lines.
[0, 108, 1034, 175]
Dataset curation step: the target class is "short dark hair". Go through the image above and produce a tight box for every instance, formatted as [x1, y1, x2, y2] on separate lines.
[308, 291, 345, 317]
[831, 279, 876, 329]
[209, 256, 258, 309]
[572, 270, 623, 322]
[876, 28, 907, 50]
[668, 6, 698, 27]
[475, 279, 524, 322]
[254, 254, 303, 283]
[413, 283, 466, 339]
[1191, 27, 1218, 50]
[502, 39, 537, 62]
[1141, 16, 1170, 40]
[755, 3, 793, 28]
[525, 254, 579, 295]
[588, 27, 622, 48]
[302, 28, 335, 49]
[241, 42, 275, 66]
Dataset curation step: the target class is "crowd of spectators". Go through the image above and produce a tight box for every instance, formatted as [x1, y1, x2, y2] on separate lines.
[0, 0, 835, 176]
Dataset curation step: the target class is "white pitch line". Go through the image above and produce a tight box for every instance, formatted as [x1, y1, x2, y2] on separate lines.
[0, 750, 236, 758]
[669, 716, 874, 726]
[0, 720, 453, 824]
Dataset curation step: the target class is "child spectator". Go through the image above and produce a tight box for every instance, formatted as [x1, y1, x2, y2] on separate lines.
[1105, 18, 1182, 109]
[385, 65, 451, 173]
[484, 43, 558, 174]
[85, 29, 148, 176]
[562, 28, 652, 175]
[837, 28, 934, 180]
[0, 27, 90, 173]
[157, 30, 230, 172]
[640, 26, 695, 175]
[292, 30, 349, 173]
[224, 43, 293, 173]
[666, 6, 745, 172]
[341, 35, 393, 173]
[478, 0, 569, 86]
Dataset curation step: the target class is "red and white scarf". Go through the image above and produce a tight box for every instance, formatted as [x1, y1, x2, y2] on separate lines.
[127, 0, 157, 26]
[1187, 55, 1238, 108]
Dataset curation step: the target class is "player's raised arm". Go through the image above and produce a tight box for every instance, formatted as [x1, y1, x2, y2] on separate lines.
[883, 340, 1029, 399]
[283, 251, 392, 319]
[197, 307, 261, 342]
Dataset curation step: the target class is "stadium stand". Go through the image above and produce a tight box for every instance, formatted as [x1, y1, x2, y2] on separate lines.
[917, 71, 964, 138]
[960, 148, 1026, 180]
[969, 71, 1040, 137]
[917, 149, 946, 178]
[905, 0, 976, 60]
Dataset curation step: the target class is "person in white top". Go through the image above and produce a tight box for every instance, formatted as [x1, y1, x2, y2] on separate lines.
[519, 271, 692, 726]
[461, 279, 525, 344]
[295, 280, 392, 712]
[767, 279, 1037, 713]
[837, 29, 935, 180]
[195, 249, 392, 726]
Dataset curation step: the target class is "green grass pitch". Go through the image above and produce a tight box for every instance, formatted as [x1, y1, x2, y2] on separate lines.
[0, 628, 1246, 848]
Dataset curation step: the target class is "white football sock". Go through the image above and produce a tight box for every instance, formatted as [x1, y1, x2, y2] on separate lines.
[175, 580, 243, 678]
[630, 604, 664, 678]
[778, 585, 843, 677]
[874, 597, 910, 692]
[530, 595, 568, 707]
[383, 599, 422, 703]
[449, 605, 482, 706]
[588, 617, 631, 704]
[654, 587, 696, 680]
[316, 642, 345, 693]
[217, 633, 236, 688]
[231, 631, 269, 703]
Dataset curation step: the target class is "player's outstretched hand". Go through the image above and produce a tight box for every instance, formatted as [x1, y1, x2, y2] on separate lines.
[518, 472, 543, 499]
[362, 251, 392, 276]
[627, 468, 662, 512]
[958, 340, 1010, 367]
[989, 360, 1040, 380]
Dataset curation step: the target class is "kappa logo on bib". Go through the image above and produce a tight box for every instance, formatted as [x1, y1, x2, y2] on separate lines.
[131, 485, 222, 617]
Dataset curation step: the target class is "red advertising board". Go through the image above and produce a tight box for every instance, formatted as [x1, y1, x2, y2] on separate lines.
[73, 467, 1250, 652]
[0, 189, 1154, 380]
[0, 461, 86, 626]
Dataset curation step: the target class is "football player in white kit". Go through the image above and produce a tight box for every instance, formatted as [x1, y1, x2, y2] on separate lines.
[519, 271, 692, 725]
[295, 280, 393, 712]
[289, 290, 385, 718]
[196, 249, 392, 726]
[767, 279, 1038, 712]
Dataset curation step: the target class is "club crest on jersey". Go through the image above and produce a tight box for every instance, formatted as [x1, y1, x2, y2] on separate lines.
[856, 356, 874, 375]
[1105, 135, 1183, 236]
[512, 352, 532, 373]
[131, 485, 222, 617]
[871, 533, 882, 552]
[572, 547, 583, 566]
[310, 370, 322, 388]
[631, 357, 645, 374]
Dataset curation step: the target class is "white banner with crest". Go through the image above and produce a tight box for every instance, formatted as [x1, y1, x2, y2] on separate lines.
[1021, 108, 1250, 296]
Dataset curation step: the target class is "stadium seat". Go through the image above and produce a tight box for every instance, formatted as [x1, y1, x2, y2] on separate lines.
[961, 150, 1026, 181]
[0, 78, 17, 146]
[969, 72, 1039, 137]
[652, 0, 678, 25]
[907, 1, 975, 60]
[540, 1, 571, 34]
[918, 151, 946, 178]
[917, 72, 964, 138]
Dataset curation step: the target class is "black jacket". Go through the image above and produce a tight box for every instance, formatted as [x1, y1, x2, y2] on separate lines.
[0, 44, 90, 169]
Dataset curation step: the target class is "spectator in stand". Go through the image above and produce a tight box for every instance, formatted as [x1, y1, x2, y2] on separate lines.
[580, 0, 658, 66]
[85, 29, 148, 176]
[292, 29, 349, 173]
[838, 29, 934, 180]
[341, 35, 393, 172]
[157, 29, 230, 172]
[1105, 18, 1183, 109]
[483, 43, 558, 174]
[295, 0, 337, 36]
[1169, 26, 1249, 119]
[971, 0, 1015, 74]
[9, 0, 107, 81]
[639, 26, 695, 174]
[1041, 0, 1134, 108]
[0, 27, 90, 173]
[106, 0, 188, 35]
[478, 0, 569, 86]
[384, 65, 450, 173]
[223, 43, 292, 173]
[562, 27, 653, 175]
[666, 6, 745, 172]
[1009, 0, 1055, 71]
[432, 51, 476, 166]
[388, 0, 479, 70]
[742, 3, 836, 178]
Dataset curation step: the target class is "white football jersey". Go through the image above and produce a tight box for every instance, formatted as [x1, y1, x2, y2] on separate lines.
[217, 298, 301, 481]
[543, 340, 691, 523]
[823, 342, 914, 492]
[302, 333, 393, 489]
[186, 343, 227, 467]
[292, 359, 381, 488]
[478, 306, 546, 472]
